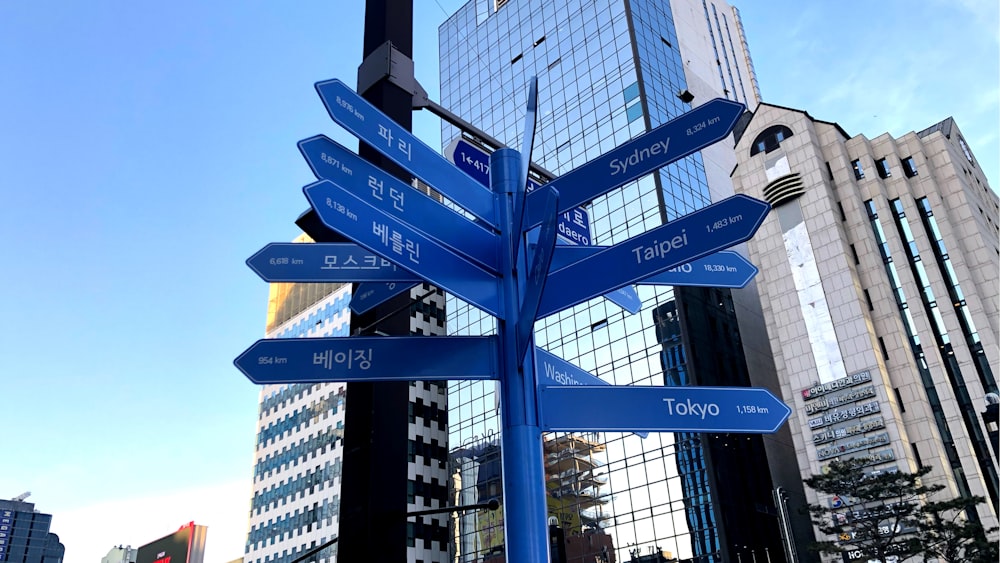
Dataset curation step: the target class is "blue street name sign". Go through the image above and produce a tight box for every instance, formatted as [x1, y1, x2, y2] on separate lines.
[539, 385, 791, 433]
[235, 336, 499, 384]
[445, 136, 592, 245]
[550, 248, 758, 289]
[523, 98, 746, 230]
[641, 250, 758, 288]
[247, 242, 422, 283]
[315, 79, 497, 228]
[517, 187, 559, 362]
[534, 347, 647, 438]
[538, 194, 769, 318]
[304, 180, 502, 318]
[350, 282, 419, 315]
[299, 135, 499, 273]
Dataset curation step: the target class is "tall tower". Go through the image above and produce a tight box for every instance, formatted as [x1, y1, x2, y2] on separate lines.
[243, 236, 450, 563]
[0, 495, 64, 563]
[439, 1, 811, 561]
[732, 104, 999, 543]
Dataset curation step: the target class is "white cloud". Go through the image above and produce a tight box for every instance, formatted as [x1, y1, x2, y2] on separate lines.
[53, 480, 253, 563]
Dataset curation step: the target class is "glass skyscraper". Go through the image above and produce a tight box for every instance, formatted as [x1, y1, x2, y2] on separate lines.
[439, 1, 810, 562]
[0, 498, 64, 563]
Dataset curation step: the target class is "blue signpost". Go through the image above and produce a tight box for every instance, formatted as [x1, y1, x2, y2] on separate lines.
[537, 194, 770, 318]
[235, 336, 498, 384]
[540, 385, 791, 434]
[247, 242, 422, 283]
[237, 78, 784, 563]
[550, 248, 759, 289]
[303, 179, 502, 318]
[315, 79, 498, 228]
[299, 134, 500, 273]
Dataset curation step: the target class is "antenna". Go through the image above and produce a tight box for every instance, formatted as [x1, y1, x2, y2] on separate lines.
[12, 491, 31, 502]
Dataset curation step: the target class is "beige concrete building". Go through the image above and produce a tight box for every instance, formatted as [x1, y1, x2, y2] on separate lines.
[731, 102, 999, 552]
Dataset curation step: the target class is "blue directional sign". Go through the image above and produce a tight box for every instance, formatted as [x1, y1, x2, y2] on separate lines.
[539, 385, 791, 433]
[299, 134, 499, 273]
[550, 248, 758, 289]
[538, 194, 769, 318]
[641, 250, 758, 288]
[534, 347, 647, 438]
[304, 180, 503, 318]
[350, 282, 419, 315]
[523, 98, 746, 230]
[235, 336, 499, 384]
[604, 286, 643, 314]
[517, 187, 558, 362]
[247, 242, 422, 283]
[315, 79, 497, 228]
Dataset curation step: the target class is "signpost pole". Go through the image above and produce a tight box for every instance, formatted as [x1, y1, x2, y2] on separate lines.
[492, 147, 550, 563]
[337, 2, 414, 562]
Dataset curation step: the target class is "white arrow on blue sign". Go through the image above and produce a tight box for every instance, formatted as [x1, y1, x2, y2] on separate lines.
[299, 134, 500, 273]
[304, 179, 503, 318]
[539, 385, 791, 433]
[538, 194, 769, 318]
[550, 248, 758, 289]
[247, 242, 422, 283]
[235, 336, 499, 384]
[522, 97, 746, 230]
[315, 79, 497, 228]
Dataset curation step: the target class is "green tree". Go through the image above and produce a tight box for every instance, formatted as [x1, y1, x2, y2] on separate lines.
[802, 459, 997, 562]
[919, 495, 998, 563]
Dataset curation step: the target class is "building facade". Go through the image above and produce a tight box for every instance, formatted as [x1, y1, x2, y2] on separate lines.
[439, 1, 812, 561]
[731, 103, 1000, 552]
[243, 237, 451, 563]
[0, 498, 64, 563]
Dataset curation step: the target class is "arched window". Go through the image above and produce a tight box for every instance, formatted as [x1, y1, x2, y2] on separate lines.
[750, 125, 794, 156]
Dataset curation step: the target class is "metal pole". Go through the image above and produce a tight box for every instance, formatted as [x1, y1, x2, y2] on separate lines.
[491, 148, 550, 563]
[336, 2, 415, 562]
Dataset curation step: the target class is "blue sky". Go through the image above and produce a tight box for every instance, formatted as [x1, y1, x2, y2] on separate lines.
[1, 1, 996, 562]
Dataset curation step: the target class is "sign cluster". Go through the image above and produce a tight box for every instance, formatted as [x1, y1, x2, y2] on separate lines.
[235, 76, 790, 563]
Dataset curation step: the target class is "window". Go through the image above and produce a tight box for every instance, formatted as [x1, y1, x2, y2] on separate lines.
[876, 158, 891, 179]
[864, 288, 874, 311]
[836, 201, 846, 221]
[825, 161, 835, 180]
[852, 159, 865, 180]
[878, 336, 890, 361]
[850, 244, 860, 265]
[901, 156, 918, 177]
[750, 125, 794, 156]
[958, 136, 974, 163]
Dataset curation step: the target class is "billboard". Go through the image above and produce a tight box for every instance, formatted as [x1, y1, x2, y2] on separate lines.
[136, 523, 207, 563]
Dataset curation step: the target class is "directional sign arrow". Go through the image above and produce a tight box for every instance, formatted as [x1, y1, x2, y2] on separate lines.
[235, 336, 499, 384]
[350, 282, 419, 315]
[516, 186, 558, 363]
[550, 248, 758, 289]
[537, 194, 769, 318]
[523, 98, 745, 230]
[534, 347, 647, 438]
[315, 79, 498, 228]
[246, 242, 422, 283]
[539, 385, 792, 433]
[304, 180, 503, 318]
[298, 135, 500, 273]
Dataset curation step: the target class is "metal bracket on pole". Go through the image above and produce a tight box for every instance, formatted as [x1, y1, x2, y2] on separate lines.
[358, 41, 557, 183]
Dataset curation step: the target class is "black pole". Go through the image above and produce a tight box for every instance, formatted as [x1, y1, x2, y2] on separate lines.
[334, 1, 415, 562]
